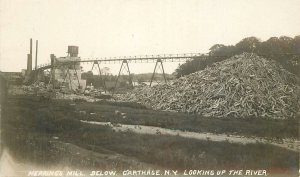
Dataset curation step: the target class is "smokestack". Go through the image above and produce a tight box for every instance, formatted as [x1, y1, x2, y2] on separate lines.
[30, 38, 32, 59]
[50, 54, 55, 66]
[27, 38, 33, 73]
[35, 40, 38, 70]
[27, 54, 32, 72]
[50, 54, 56, 87]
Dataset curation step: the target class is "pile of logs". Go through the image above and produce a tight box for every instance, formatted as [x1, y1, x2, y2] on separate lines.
[120, 53, 300, 119]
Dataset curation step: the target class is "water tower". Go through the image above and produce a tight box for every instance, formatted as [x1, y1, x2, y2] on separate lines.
[67, 46, 79, 57]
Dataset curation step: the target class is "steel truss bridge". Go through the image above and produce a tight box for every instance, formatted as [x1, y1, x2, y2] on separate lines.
[36, 53, 208, 69]
[34, 53, 210, 93]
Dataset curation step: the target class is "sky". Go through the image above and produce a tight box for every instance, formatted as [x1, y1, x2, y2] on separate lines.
[0, 0, 299, 74]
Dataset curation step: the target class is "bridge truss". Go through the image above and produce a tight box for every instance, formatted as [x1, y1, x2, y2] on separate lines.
[34, 53, 208, 93]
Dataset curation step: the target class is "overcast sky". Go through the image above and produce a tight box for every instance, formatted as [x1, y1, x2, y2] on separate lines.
[0, 0, 299, 74]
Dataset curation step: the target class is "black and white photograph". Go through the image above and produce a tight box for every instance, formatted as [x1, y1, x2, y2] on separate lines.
[0, 0, 299, 176]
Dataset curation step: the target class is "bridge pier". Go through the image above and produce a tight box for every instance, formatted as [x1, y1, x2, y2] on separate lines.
[59, 63, 82, 92]
[61, 66, 71, 90]
[113, 59, 133, 95]
[73, 61, 81, 89]
[150, 59, 167, 87]
[88, 61, 106, 91]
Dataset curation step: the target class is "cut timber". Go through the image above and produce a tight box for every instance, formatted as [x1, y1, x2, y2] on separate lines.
[120, 53, 300, 119]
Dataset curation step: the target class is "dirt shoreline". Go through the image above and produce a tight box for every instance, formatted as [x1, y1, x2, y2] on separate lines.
[80, 120, 299, 152]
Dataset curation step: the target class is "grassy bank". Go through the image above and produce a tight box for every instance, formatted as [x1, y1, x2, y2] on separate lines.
[1, 95, 298, 175]
[75, 100, 298, 139]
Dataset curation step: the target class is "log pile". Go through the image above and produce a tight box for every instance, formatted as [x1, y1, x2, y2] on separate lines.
[120, 53, 300, 119]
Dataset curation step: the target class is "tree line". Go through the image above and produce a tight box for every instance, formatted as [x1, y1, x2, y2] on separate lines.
[175, 36, 300, 77]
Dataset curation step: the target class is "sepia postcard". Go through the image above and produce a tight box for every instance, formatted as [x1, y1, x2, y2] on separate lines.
[0, 0, 299, 177]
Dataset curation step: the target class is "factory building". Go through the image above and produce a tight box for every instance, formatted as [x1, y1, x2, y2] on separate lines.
[51, 46, 86, 91]
[23, 39, 86, 91]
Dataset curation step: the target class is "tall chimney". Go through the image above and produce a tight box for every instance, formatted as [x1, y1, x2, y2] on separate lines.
[50, 54, 56, 88]
[27, 54, 32, 72]
[28, 38, 33, 72]
[30, 38, 32, 59]
[35, 40, 38, 70]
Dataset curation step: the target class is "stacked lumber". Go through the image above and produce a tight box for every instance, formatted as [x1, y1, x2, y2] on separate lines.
[120, 53, 300, 119]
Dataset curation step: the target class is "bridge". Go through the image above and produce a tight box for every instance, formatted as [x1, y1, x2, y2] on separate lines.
[35, 53, 207, 70]
[23, 39, 212, 93]
[33, 52, 210, 92]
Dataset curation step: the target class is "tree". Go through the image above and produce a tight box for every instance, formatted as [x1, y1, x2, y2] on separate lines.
[235, 37, 261, 53]
[81, 71, 93, 85]
[209, 44, 225, 55]
[175, 35, 300, 78]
